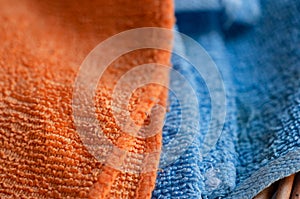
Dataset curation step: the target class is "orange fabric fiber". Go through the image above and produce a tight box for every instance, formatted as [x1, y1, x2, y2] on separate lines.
[0, 0, 174, 198]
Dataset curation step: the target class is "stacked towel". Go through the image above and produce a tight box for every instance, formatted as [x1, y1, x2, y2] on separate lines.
[153, 0, 300, 198]
[0, 0, 174, 198]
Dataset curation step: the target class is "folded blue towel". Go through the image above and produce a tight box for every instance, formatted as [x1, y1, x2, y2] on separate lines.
[153, 0, 300, 198]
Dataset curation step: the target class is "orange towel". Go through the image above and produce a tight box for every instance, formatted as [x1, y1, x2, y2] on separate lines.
[0, 1, 174, 198]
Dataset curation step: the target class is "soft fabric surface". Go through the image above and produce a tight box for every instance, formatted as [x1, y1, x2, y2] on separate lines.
[1, 0, 299, 198]
[0, 1, 174, 198]
[153, 0, 300, 199]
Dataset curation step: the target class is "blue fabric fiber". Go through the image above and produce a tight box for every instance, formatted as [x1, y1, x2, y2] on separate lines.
[153, 0, 300, 198]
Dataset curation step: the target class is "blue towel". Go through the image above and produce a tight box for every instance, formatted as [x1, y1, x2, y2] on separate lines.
[153, 0, 300, 198]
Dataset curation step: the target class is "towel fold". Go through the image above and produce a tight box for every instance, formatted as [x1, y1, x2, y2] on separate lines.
[0, 1, 174, 198]
[154, 0, 300, 198]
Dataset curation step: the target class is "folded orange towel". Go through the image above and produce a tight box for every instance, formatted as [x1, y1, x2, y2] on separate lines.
[0, 1, 174, 198]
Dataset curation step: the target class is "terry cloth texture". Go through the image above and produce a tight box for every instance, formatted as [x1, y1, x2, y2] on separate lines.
[0, 0, 174, 198]
[153, 0, 300, 199]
